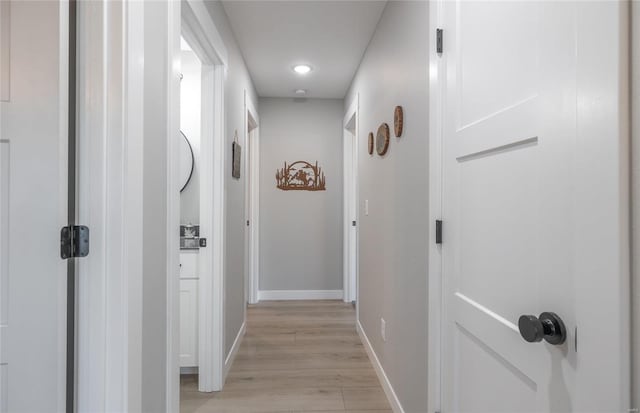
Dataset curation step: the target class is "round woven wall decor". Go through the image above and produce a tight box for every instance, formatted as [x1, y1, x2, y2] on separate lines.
[376, 123, 390, 156]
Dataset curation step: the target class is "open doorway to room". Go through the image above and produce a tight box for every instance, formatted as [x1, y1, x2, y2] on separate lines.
[245, 93, 260, 306]
[343, 97, 359, 306]
[178, 34, 202, 387]
[173, 3, 229, 407]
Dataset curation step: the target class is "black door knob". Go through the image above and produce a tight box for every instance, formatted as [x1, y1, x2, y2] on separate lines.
[518, 312, 566, 345]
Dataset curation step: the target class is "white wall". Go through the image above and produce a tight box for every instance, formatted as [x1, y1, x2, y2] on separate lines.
[632, 1, 639, 409]
[202, 0, 259, 357]
[180, 50, 201, 225]
[344, 2, 429, 412]
[259, 98, 344, 293]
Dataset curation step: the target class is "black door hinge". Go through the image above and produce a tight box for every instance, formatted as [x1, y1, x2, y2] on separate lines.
[246, 220, 250, 227]
[352, 220, 357, 227]
[436, 28, 443, 55]
[60, 225, 90, 259]
[436, 220, 443, 244]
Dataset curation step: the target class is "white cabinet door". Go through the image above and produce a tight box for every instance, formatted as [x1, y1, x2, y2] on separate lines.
[180, 251, 199, 279]
[0, 2, 68, 411]
[441, 1, 629, 412]
[180, 279, 198, 368]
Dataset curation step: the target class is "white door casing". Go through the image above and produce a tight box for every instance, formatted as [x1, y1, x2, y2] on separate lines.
[1, 2, 68, 411]
[0, 127, 6, 413]
[440, 1, 629, 412]
[75, 0, 146, 411]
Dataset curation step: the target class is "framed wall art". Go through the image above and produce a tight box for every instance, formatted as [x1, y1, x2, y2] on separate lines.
[232, 130, 241, 179]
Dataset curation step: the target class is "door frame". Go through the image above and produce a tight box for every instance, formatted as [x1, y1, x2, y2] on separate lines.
[245, 91, 260, 305]
[430, 1, 631, 411]
[76, 1, 146, 411]
[426, 2, 443, 413]
[74, 0, 229, 410]
[176, 0, 229, 400]
[343, 94, 359, 305]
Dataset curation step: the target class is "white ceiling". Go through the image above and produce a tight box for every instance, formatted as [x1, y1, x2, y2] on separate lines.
[222, 1, 387, 99]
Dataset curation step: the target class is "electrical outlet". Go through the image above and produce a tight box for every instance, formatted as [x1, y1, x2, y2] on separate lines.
[365, 199, 369, 216]
[381, 318, 386, 342]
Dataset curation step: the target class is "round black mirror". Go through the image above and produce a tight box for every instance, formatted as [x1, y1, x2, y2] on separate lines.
[179, 131, 194, 192]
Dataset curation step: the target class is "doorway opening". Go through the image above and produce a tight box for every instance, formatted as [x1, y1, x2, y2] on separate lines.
[343, 96, 359, 306]
[171, 3, 229, 407]
[245, 92, 260, 306]
[178, 34, 202, 382]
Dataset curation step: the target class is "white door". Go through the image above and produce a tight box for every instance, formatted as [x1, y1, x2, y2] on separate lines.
[441, 1, 629, 412]
[0, 2, 68, 411]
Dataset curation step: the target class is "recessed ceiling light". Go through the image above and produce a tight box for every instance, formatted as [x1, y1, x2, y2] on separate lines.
[293, 64, 312, 75]
[295, 89, 307, 95]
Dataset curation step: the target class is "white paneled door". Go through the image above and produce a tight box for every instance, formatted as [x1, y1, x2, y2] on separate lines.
[441, 1, 629, 412]
[0, 2, 68, 412]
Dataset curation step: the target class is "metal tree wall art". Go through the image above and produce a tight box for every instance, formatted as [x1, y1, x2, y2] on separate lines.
[275, 161, 326, 191]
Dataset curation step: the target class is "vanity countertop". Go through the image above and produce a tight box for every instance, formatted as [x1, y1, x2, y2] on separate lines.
[180, 237, 200, 250]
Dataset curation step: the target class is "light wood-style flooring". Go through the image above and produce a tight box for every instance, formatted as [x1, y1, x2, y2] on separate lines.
[181, 300, 391, 413]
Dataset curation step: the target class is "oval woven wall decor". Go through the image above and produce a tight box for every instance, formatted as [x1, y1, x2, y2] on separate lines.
[376, 123, 390, 156]
[368, 132, 374, 155]
[394, 106, 404, 137]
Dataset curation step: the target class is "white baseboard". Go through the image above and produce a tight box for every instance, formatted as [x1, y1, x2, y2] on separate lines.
[357, 320, 405, 413]
[224, 322, 246, 380]
[258, 289, 344, 301]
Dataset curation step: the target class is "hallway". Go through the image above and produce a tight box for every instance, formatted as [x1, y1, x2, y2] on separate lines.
[2, 1, 635, 412]
[180, 301, 391, 413]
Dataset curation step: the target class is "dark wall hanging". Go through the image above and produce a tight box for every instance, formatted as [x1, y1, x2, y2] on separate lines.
[394, 106, 404, 137]
[275, 161, 326, 191]
[368, 132, 374, 155]
[232, 130, 241, 179]
[376, 123, 390, 156]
